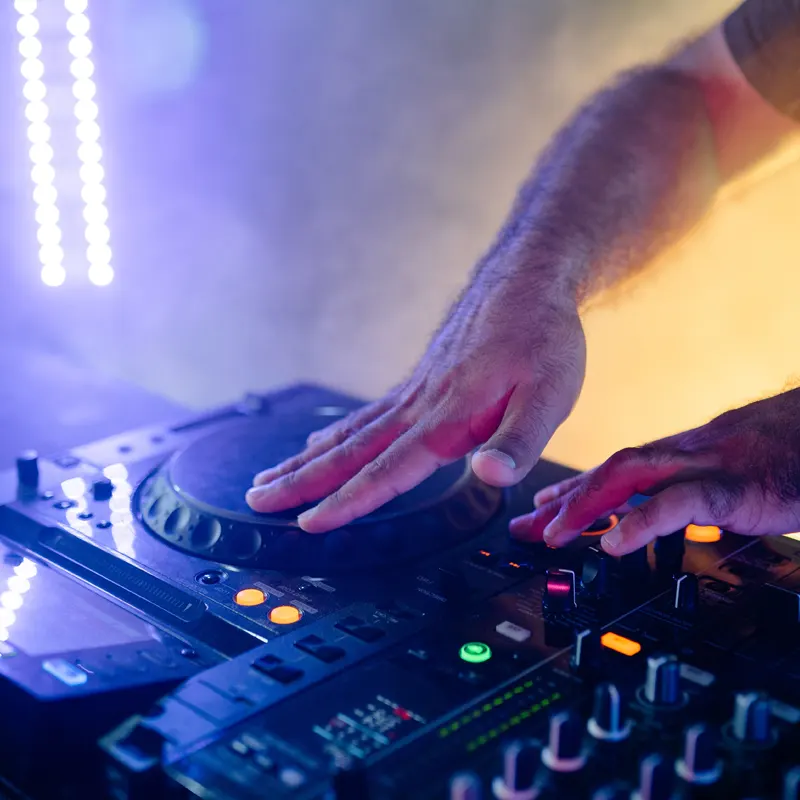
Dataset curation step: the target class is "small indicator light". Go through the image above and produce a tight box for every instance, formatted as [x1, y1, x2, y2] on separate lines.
[459, 642, 492, 664]
[600, 631, 642, 657]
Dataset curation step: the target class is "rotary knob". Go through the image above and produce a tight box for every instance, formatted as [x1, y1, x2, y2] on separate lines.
[581, 545, 612, 597]
[450, 772, 482, 800]
[672, 573, 699, 616]
[92, 477, 114, 502]
[731, 691, 773, 746]
[642, 654, 682, 707]
[492, 739, 539, 800]
[542, 569, 577, 613]
[587, 683, 632, 742]
[16, 450, 39, 491]
[675, 723, 721, 785]
[541, 711, 586, 773]
[633, 754, 675, 800]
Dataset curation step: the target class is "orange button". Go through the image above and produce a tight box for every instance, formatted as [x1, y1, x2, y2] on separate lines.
[685, 524, 721, 544]
[601, 631, 642, 657]
[234, 588, 266, 607]
[269, 605, 302, 625]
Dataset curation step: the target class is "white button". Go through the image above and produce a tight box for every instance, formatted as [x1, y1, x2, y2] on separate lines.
[679, 663, 715, 687]
[771, 699, 800, 724]
[495, 620, 531, 643]
[42, 658, 88, 687]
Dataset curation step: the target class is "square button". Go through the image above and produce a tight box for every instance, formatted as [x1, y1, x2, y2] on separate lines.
[335, 617, 385, 643]
[295, 635, 346, 663]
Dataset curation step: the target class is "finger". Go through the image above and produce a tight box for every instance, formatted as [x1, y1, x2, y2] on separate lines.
[471, 380, 564, 487]
[509, 497, 562, 540]
[253, 400, 392, 487]
[599, 479, 741, 556]
[245, 411, 406, 512]
[542, 446, 717, 547]
[533, 472, 590, 508]
[296, 427, 452, 532]
[305, 397, 393, 448]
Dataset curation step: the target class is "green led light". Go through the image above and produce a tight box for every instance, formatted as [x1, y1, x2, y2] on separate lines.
[459, 641, 492, 664]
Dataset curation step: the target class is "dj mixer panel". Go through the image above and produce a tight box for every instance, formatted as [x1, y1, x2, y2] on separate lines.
[0, 384, 798, 799]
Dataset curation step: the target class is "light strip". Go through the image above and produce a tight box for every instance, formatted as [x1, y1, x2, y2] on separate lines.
[15, 0, 66, 287]
[65, 0, 113, 286]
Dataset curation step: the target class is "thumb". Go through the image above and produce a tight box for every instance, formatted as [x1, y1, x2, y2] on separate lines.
[471, 384, 559, 486]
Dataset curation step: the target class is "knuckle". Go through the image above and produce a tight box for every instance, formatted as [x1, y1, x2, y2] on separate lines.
[628, 500, 660, 532]
[362, 453, 395, 483]
[604, 447, 641, 472]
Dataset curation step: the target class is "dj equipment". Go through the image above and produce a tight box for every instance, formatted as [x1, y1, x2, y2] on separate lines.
[0, 383, 799, 799]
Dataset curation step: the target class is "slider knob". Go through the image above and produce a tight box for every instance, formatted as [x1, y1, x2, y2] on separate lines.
[675, 723, 721, 785]
[543, 569, 577, 613]
[732, 691, 772, 745]
[582, 545, 612, 596]
[633, 754, 675, 800]
[571, 628, 602, 676]
[492, 739, 539, 800]
[642, 654, 682, 707]
[449, 771, 482, 800]
[16, 450, 39, 490]
[587, 683, 632, 742]
[541, 711, 586, 773]
[673, 573, 698, 616]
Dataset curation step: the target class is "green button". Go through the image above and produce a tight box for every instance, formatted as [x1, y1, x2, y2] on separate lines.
[459, 641, 492, 664]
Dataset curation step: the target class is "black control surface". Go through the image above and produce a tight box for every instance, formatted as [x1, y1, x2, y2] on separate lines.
[0, 384, 799, 799]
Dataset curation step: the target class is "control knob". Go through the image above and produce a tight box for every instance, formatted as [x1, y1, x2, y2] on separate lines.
[543, 569, 577, 613]
[492, 739, 539, 800]
[654, 531, 685, 577]
[672, 573, 699, 616]
[449, 771, 482, 800]
[92, 477, 114, 502]
[16, 450, 39, 491]
[541, 710, 586, 773]
[731, 691, 773, 746]
[633, 753, 675, 800]
[581, 545, 612, 597]
[784, 766, 800, 800]
[642, 654, 682, 707]
[587, 683, 632, 742]
[675, 723, 721, 785]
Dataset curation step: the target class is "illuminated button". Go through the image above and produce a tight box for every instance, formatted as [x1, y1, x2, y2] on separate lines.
[459, 642, 492, 664]
[235, 588, 266, 607]
[269, 605, 302, 625]
[582, 515, 619, 536]
[600, 631, 641, 657]
[685, 524, 721, 543]
[42, 658, 88, 687]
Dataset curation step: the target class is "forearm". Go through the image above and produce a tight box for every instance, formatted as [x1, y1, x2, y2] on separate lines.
[488, 65, 720, 305]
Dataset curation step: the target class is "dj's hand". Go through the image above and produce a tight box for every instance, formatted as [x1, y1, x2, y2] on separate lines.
[246, 275, 586, 532]
[509, 389, 800, 554]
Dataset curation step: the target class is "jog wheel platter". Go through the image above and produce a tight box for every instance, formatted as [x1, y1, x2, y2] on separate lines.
[136, 414, 503, 572]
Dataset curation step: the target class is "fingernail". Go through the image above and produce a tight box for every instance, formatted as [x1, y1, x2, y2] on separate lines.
[297, 509, 316, 528]
[602, 526, 622, 549]
[245, 486, 264, 505]
[542, 524, 558, 543]
[480, 449, 516, 470]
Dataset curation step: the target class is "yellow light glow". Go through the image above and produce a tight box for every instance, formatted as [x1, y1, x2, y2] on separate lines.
[235, 588, 266, 607]
[601, 631, 641, 657]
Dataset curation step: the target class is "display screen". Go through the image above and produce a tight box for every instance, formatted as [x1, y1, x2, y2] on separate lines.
[0, 549, 159, 657]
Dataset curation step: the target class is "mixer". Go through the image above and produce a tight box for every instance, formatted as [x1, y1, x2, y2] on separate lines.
[0, 383, 799, 799]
